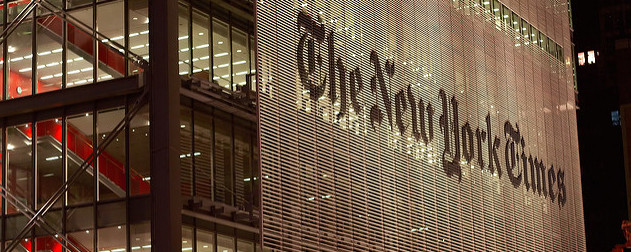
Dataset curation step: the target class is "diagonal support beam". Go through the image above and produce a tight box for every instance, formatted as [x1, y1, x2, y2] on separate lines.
[6, 88, 149, 251]
[0, 186, 81, 251]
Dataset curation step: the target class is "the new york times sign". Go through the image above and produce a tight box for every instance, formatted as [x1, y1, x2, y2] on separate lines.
[295, 11, 566, 207]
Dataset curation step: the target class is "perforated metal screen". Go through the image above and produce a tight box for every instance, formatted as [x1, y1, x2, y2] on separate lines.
[257, 0, 585, 251]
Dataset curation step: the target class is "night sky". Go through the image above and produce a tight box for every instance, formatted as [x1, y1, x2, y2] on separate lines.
[573, 0, 629, 251]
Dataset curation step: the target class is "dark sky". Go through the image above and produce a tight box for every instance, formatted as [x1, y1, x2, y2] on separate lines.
[572, 0, 630, 251]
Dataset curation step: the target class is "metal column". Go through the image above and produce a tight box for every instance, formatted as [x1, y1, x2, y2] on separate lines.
[149, 0, 181, 250]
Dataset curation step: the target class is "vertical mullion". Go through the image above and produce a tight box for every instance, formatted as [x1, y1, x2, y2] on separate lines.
[230, 114, 235, 206]
[31, 8, 36, 95]
[61, 115, 67, 252]
[191, 102, 196, 196]
[62, 0, 67, 89]
[93, 105, 98, 252]
[125, 96, 131, 252]
[2, 0, 7, 101]
[124, 0, 129, 76]
[31, 119, 36, 251]
[208, 2, 213, 82]
[210, 107, 215, 202]
[228, 13, 233, 91]
[188, 3, 193, 75]
[92, 0, 97, 84]
[1, 126, 6, 251]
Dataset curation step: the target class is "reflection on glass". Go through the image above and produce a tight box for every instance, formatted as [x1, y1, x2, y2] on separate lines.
[67, 113, 95, 205]
[218, 235, 234, 252]
[213, 19, 230, 89]
[194, 111, 212, 199]
[214, 111, 233, 205]
[179, 4, 190, 76]
[8, 21, 33, 99]
[37, 118, 63, 209]
[7, 124, 33, 213]
[197, 230, 215, 252]
[250, 36, 256, 92]
[192, 11, 211, 80]
[36, 17, 63, 93]
[131, 104, 150, 196]
[97, 107, 126, 201]
[98, 225, 126, 251]
[68, 228, 94, 251]
[181, 106, 193, 197]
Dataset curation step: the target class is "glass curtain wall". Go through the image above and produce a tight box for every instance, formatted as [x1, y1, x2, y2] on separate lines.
[180, 100, 258, 212]
[0, 97, 150, 251]
[0, 0, 149, 101]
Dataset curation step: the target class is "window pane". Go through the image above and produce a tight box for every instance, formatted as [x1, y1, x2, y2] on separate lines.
[98, 225, 126, 251]
[197, 230, 215, 252]
[179, 4, 190, 76]
[237, 240, 254, 252]
[183, 226, 194, 251]
[249, 36, 256, 92]
[181, 106, 193, 197]
[36, 118, 63, 209]
[131, 221, 151, 251]
[213, 19, 230, 89]
[218, 235, 234, 252]
[129, 0, 149, 74]
[97, 107, 126, 201]
[130, 104, 150, 196]
[7, 123, 33, 213]
[66, 6, 96, 87]
[7, 21, 33, 99]
[97, 0, 126, 81]
[36, 16, 63, 93]
[192, 11, 211, 80]
[234, 121, 252, 210]
[67, 112, 95, 205]
[214, 111, 233, 205]
[194, 110, 212, 199]
[232, 27, 248, 90]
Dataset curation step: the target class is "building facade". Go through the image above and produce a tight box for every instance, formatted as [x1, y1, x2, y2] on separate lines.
[0, 0, 583, 251]
[258, 0, 585, 251]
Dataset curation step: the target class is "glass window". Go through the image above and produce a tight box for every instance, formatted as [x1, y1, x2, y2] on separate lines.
[36, 118, 63, 209]
[192, 11, 211, 80]
[213, 18, 231, 89]
[66, 6, 96, 87]
[97, 0, 126, 81]
[511, 12, 519, 33]
[214, 111, 233, 205]
[98, 225, 126, 251]
[181, 106, 193, 197]
[194, 110, 212, 199]
[183, 226, 194, 251]
[7, 123, 33, 213]
[197, 230, 215, 252]
[249, 36, 256, 92]
[238, 240, 254, 252]
[218, 234, 235, 252]
[36, 16, 63, 93]
[557, 44, 564, 60]
[179, 4, 190, 75]
[539, 31, 545, 50]
[129, 0, 149, 74]
[521, 19, 528, 37]
[531, 28, 539, 45]
[131, 222, 151, 251]
[234, 120, 252, 210]
[67, 112, 95, 205]
[232, 27, 248, 90]
[67, 222, 94, 251]
[7, 21, 33, 99]
[502, 5, 510, 30]
[97, 107, 126, 201]
[130, 104, 150, 196]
